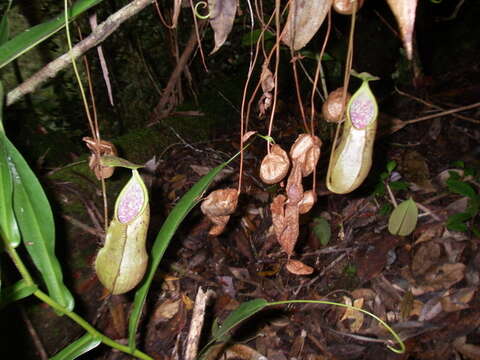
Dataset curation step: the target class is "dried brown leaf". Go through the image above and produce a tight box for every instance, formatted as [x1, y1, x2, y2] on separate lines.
[298, 190, 315, 214]
[441, 287, 476, 312]
[411, 262, 466, 296]
[209, 0, 237, 54]
[242, 130, 257, 143]
[333, 0, 364, 15]
[260, 63, 275, 93]
[271, 194, 287, 242]
[259, 144, 290, 184]
[281, 0, 333, 50]
[339, 297, 365, 333]
[279, 203, 299, 255]
[385, 0, 418, 60]
[83, 137, 118, 180]
[322, 87, 351, 123]
[209, 215, 230, 236]
[453, 336, 480, 359]
[290, 134, 321, 177]
[411, 241, 441, 276]
[286, 259, 314, 275]
[201, 188, 238, 217]
[286, 163, 304, 204]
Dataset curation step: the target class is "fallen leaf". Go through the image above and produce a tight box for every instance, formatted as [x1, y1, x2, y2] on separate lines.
[440, 287, 476, 312]
[286, 259, 314, 275]
[242, 130, 257, 143]
[411, 241, 441, 276]
[453, 336, 480, 360]
[339, 296, 365, 333]
[153, 298, 181, 322]
[411, 262, 466, 295]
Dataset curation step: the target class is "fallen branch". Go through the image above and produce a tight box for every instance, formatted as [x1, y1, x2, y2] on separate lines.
[6, 0, 153, 106]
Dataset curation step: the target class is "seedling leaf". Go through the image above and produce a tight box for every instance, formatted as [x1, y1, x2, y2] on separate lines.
[388, 198, 418, 236]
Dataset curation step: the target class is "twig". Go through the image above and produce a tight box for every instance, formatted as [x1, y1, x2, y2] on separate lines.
[7, 0, 154, 106]
[387, 101, 480, 134]
[148, 20, 207, 125]
[415, 202, 442, 222]
[20, 306, 49, 360]
[184, 287, 215, 360]
[395, 87, 480, 124]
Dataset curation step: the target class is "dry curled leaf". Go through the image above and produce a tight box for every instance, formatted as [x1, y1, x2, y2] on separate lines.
[333, 0, 364, 15]
[208, 0, 237, 54]
[208, 215, 230, 236]
[290, 134, 321, 177]
[286, 259, 314, 275]
[201, 188, 238, 236]
[322, 87, 351, 123]
[298, 190, 315, 214]
[271, 194, 287, 241]
[259, 144, 290, 184]
[281, 0, 333, 50]
[385, 0, 418, 60]
[201, 188, 238, 217]
[242, 131, 257, 143]
[259, 63, 274, 115]
[83, 137, 118, 180]
[339, 297, 365, 333]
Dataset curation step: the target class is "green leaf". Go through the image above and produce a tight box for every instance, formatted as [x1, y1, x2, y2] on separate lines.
[0, 83, 20, 247]
[388, 198, 418, 236]
[128, 153, 242, 349]
[379, 202, 393, 216]
[0, 131, 74, 310]
[446, 178, 476, 198]
[0, 280, 38, 310]
[389, 180, 409, 191]
[99, 155, 143, 170]
[50, 333, 101, 360]
[0, 0, 102, 69]
[386, 160, 397, 174]
[241, 29, 274, 46]
[0, 0, 12, 45]
[446, 219, 468, 232]
[211, 299, 268, 342]
[312, 217, 331, 246]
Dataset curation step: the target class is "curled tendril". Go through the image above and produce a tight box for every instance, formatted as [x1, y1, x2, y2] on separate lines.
[194, 1, 211, 19]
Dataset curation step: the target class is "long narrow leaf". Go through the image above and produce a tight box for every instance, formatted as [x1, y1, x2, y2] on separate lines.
[0, 86, 73, 310]
[0, 0, 102, 69]
[0, 0, 12, 45]
[128, 157, 238, 349]
[3, 136, 74, 311]
[211, 299, 268, 342]
[50, 333, 101, 360]
[0, 279, 38, 310]
[0, 82, 21, 247]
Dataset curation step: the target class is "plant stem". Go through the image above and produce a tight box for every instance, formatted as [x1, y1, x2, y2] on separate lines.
[34, 289, 153, 360]
[3, 241, 153, 360]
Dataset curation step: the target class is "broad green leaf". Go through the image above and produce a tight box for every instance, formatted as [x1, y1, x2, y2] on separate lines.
[0, 82, 20, 247]
[0, 0, 102, 69]
[210, 299, 268, 342]
[0, 110, 74, 310]
[50, 333, 101, 360]
[386, 160, 397, 174]
[0, 0, 12, 45]
[388, 198, 418, 236]
[312, 217, 331, 246]
[100, 155, 143, 170]
[446, 178, 476, 199]
[0, 279, 38, 310]
[128, 153, 241, 349]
